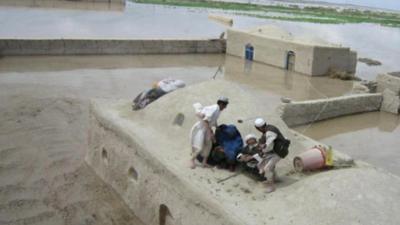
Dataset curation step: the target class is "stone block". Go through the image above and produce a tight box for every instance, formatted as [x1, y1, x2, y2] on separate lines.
[351, 82, 369, 94]
[380, 89, 400, 114]
[377, 73, 400, 95]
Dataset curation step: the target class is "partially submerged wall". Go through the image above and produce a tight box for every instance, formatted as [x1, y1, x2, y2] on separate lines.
[312, 46, 357, 76]
[281, 93, 383, 127]
[226, 28, 357, 76]
[208, 14, 233, 26]
[377, 73, 400, 114]
[0, 39, 226, 56]
[226, 29, 314, 75]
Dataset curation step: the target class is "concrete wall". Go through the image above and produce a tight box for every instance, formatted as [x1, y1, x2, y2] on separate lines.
[312, 46, 357, 76]
[227, 29, 314, 75]
[226, 29, 357, 76]
[86, 101, 241, 225]
[0, 39, 226, 56]
[348, 50, 358, 73]
[281, 93, 383, 127]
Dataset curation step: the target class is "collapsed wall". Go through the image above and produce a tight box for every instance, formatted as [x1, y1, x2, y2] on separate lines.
[86, 80, 400, 225]
[377, 73, 400, 114]
[0, 39, 226, 56]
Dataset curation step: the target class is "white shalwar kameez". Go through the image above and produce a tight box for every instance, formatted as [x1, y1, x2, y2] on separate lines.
[190, 104, 220, 158]
[259, 131, 281, 180]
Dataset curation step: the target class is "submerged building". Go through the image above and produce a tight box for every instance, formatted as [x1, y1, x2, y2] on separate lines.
[226, 26, 357, 76]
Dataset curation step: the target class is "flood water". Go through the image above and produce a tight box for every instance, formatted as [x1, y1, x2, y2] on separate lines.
[1, 1, 399, 80]
[0, 1, 400, 223]
[218, 0, 400, 11]
[305, 0, 400, 11]
[293, 111, 400, 176]
[226, 14, 400, 81]
[0, 1, 226, 39]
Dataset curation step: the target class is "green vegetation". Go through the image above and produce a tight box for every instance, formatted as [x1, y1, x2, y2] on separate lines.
[132, 0, 400, 27]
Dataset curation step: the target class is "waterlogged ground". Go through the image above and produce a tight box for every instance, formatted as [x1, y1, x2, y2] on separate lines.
[134, 0, 400, 27]
[293, 111, 400, 176]
[1, 1, 399, 80]
[305, 0, 400, 11]
[211, 0, 400, 11]
[0, 1, 400, 224]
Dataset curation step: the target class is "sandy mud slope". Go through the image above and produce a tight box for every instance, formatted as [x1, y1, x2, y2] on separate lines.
[0, 96, 144, 225]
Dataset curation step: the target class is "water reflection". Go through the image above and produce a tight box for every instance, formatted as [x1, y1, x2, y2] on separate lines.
[0, 2, 225, 39]
[1, 1, 399, 81]
[0, 54, 226, 73]
[224, 55, 354, 101]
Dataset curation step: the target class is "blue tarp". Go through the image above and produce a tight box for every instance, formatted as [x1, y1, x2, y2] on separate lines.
[215, 124, 243, 162]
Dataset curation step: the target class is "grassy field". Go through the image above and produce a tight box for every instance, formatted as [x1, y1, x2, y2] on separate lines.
[132, 0, 400, 27]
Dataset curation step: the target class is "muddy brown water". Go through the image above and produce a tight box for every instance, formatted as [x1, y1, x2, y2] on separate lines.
[1, 1, 400, 80]
[0, 1, 399, 223]
[293, 111, 400, 176]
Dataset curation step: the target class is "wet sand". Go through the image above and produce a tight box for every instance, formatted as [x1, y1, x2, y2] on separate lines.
[293, 111, 400, 176]
[0, 55, 222, 225]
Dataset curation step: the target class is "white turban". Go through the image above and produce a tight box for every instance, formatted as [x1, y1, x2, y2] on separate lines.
[244, 134, 257, 142]
[254, 118, 266, 128]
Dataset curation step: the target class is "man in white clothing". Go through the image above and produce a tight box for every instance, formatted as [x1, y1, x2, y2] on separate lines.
[190, 97, 229, 169]
[254, 118, 283, 193]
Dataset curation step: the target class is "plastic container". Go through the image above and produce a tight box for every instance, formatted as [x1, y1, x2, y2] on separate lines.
[325, 146, 333, 167]
[293, 146, 326, 172]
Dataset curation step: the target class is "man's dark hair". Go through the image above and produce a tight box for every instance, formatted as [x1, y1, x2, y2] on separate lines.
[217, 100, 228, 105]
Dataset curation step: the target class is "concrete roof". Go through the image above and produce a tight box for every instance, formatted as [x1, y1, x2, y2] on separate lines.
[245, 25, 341, 47]
[90, 80, 400, 225]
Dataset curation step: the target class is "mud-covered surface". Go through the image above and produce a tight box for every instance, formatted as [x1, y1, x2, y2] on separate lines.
[0, 55, 222, 225]
[0, 97, 146, 225]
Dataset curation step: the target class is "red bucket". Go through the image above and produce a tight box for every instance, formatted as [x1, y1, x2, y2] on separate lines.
[294, 146, 326, 172]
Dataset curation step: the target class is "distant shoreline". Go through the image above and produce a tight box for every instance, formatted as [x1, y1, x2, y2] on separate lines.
[132, 0, 400, 27]
[210, 0, 400, 13]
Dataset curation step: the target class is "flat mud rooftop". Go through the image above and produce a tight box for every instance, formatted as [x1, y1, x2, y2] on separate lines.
[86, 80, 400, 225]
